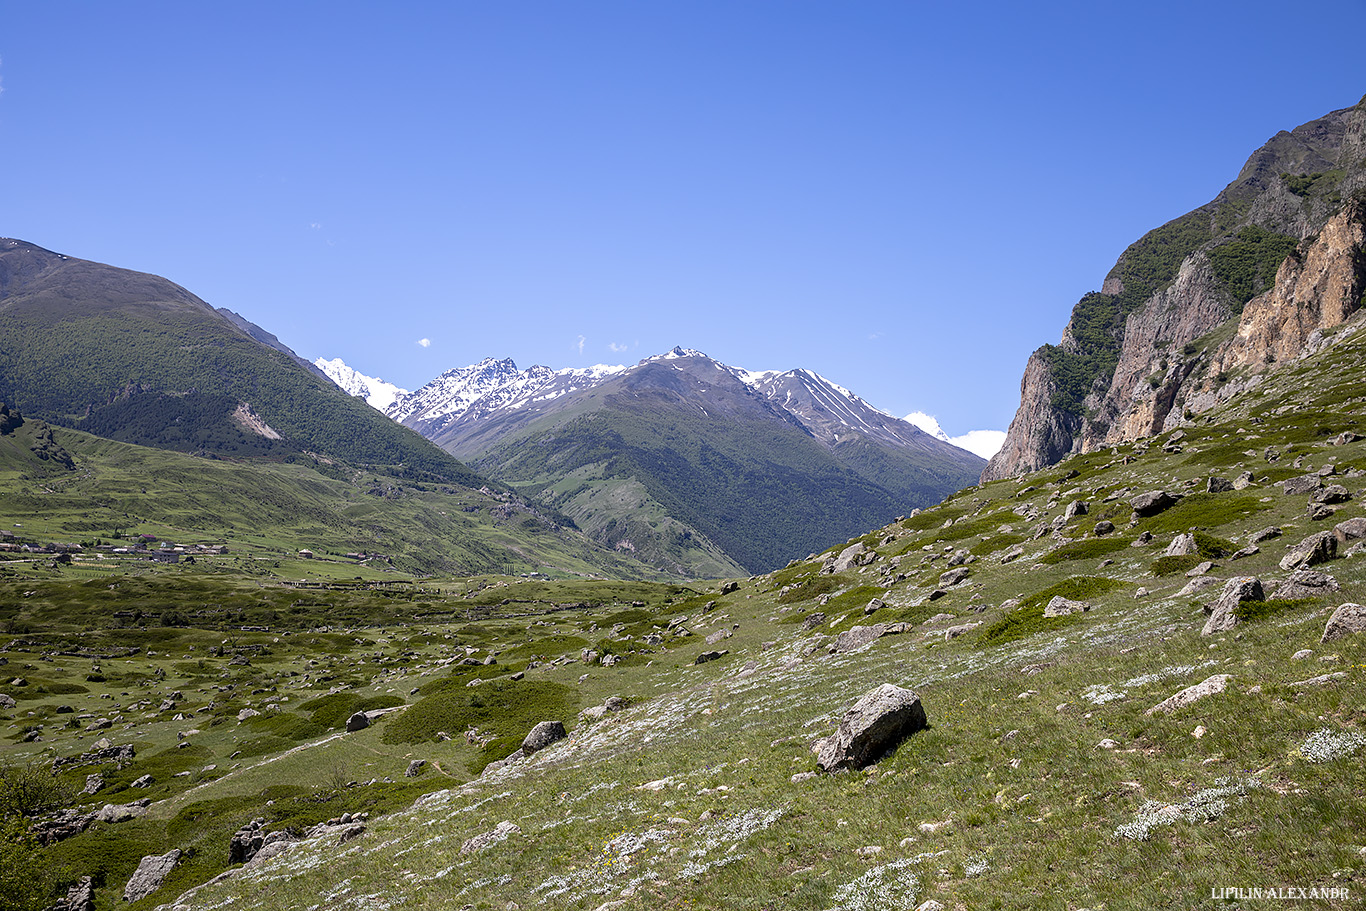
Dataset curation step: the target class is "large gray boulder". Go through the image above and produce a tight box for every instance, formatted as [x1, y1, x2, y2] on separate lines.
[1277, 570, 1340, 599]
[1201, 577, 1264, 636]
[1279, 531, 1337, 570]
[1283, 475, 1323, 495]
[1164, 533, 1198, 557]
[520, 720, 566, 757]
[124, 849, 181, 902]
[816, 684, 926, 772]
[345, 711, 370, 732]
[1130, 490, 1180, 517]
[1321, 603, 1366, 643]
[822, 543, 868, 575]
[1333, 516, 1366, 546]
[938, 567, 970, 587]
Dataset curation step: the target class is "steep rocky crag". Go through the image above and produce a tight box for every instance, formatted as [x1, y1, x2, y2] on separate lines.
[986, 95, 1366, 480]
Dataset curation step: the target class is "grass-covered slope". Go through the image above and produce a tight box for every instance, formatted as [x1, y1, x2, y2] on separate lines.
[0, 423, 661, 579]
[6, 306, 1366, 910]
[472, 365, 914, 574]
[0, 239, 481, 485]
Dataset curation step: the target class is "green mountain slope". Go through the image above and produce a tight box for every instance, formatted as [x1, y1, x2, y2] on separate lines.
[0, 239, 479, 485]
[0, 420, 661, 579]
[470, 359, 937, 574]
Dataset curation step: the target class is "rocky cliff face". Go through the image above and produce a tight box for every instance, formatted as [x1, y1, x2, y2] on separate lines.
[984, 95, 1366, 481]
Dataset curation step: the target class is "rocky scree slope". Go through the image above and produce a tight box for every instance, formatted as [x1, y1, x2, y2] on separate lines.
[986, 94, 1366, 481]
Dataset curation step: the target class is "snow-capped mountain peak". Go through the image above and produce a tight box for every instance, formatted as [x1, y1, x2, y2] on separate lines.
[314, 357, 409, 411]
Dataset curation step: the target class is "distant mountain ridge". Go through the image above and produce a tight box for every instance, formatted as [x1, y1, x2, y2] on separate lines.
[320, 346, 986, 575]
[314, 357, 409, 410]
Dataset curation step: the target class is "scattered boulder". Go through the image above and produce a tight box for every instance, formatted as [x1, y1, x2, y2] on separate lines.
[1333, 516, 1366, 546]
[864, 598, 886, 615]
[705, 628, 732, 645]
[59, 876, 95, 911]
[130, 774, 153, 789]
[1206, 476, 1233, 493]
[831, 624, 907, 654]
[1186, 561, 1215, 577]
[944, 622, 981, 640]
[1314, 484, 1351, 504]
[230, 818, 270, 864]
[1063, 500, 1088, 521]
[1000, 544, 1025, 563]
[938, 567, 970, 587]
[405, 760, 427, 778]
[1308, 502, 1336, 521]
[823, 543, 868, 574]
[1248, 526, 1282, 544]
[1201, 577, 1264, 636]
[1131, 531, 1153, 547]
[1144, 674, 1232, 716]
[1279, 531, 1337, 571]
[345, 712, 370, 732]
[800, 612, 826, 631]
[1283, 475, 1323, 496]
[94, 798, 151, 824]
[1231, 545, 1259, 560]
[0, 693, 15, 709]
[719, 581, 740, 595]
[1321, 603, 1366, 643]
[520, 721, 566, 757]
[1232, 471, 1256, 489]
[694, 650, 728, 665]
[816, 684, 927, 772]
[1164, 533, 1198, 557]
[1277, 569, 1339, 599]
[123, 849, 181, 903]
[1093, 520, 1115, 536]
[460, 821, 520, 854]
[1130, 490, 1180, 517]
[1042, 596, 1090, 618]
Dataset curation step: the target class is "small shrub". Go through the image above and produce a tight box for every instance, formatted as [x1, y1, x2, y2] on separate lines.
[1150, 555, 1203, 576]
[1232, 598, 1316, 622]
[1038, 538, 1129, 564]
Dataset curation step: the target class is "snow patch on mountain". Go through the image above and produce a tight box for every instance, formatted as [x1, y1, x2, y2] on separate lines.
[388, 357, 627, 426]
[314, 357, 409, 411]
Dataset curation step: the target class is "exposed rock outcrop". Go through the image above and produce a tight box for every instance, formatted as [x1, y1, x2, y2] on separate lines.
[986, 97, 1366, 481]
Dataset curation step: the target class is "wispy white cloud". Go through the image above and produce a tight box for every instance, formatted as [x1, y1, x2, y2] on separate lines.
[608, 342, 628, 352]
[949, 429, 1007, 459]
[417, 338, 431, 348]
[904, 411, 948, 441]
[905, 411, 1005, 458]
[576, 334, 586, 355]
[310, 222, 321, 229]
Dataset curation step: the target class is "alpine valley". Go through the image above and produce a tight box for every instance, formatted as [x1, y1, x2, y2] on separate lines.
[3, 94, 1366, 911]
[317, 349, 986, 577]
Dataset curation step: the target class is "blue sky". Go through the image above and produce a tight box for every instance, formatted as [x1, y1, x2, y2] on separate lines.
[3, 2, 1364, 445]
